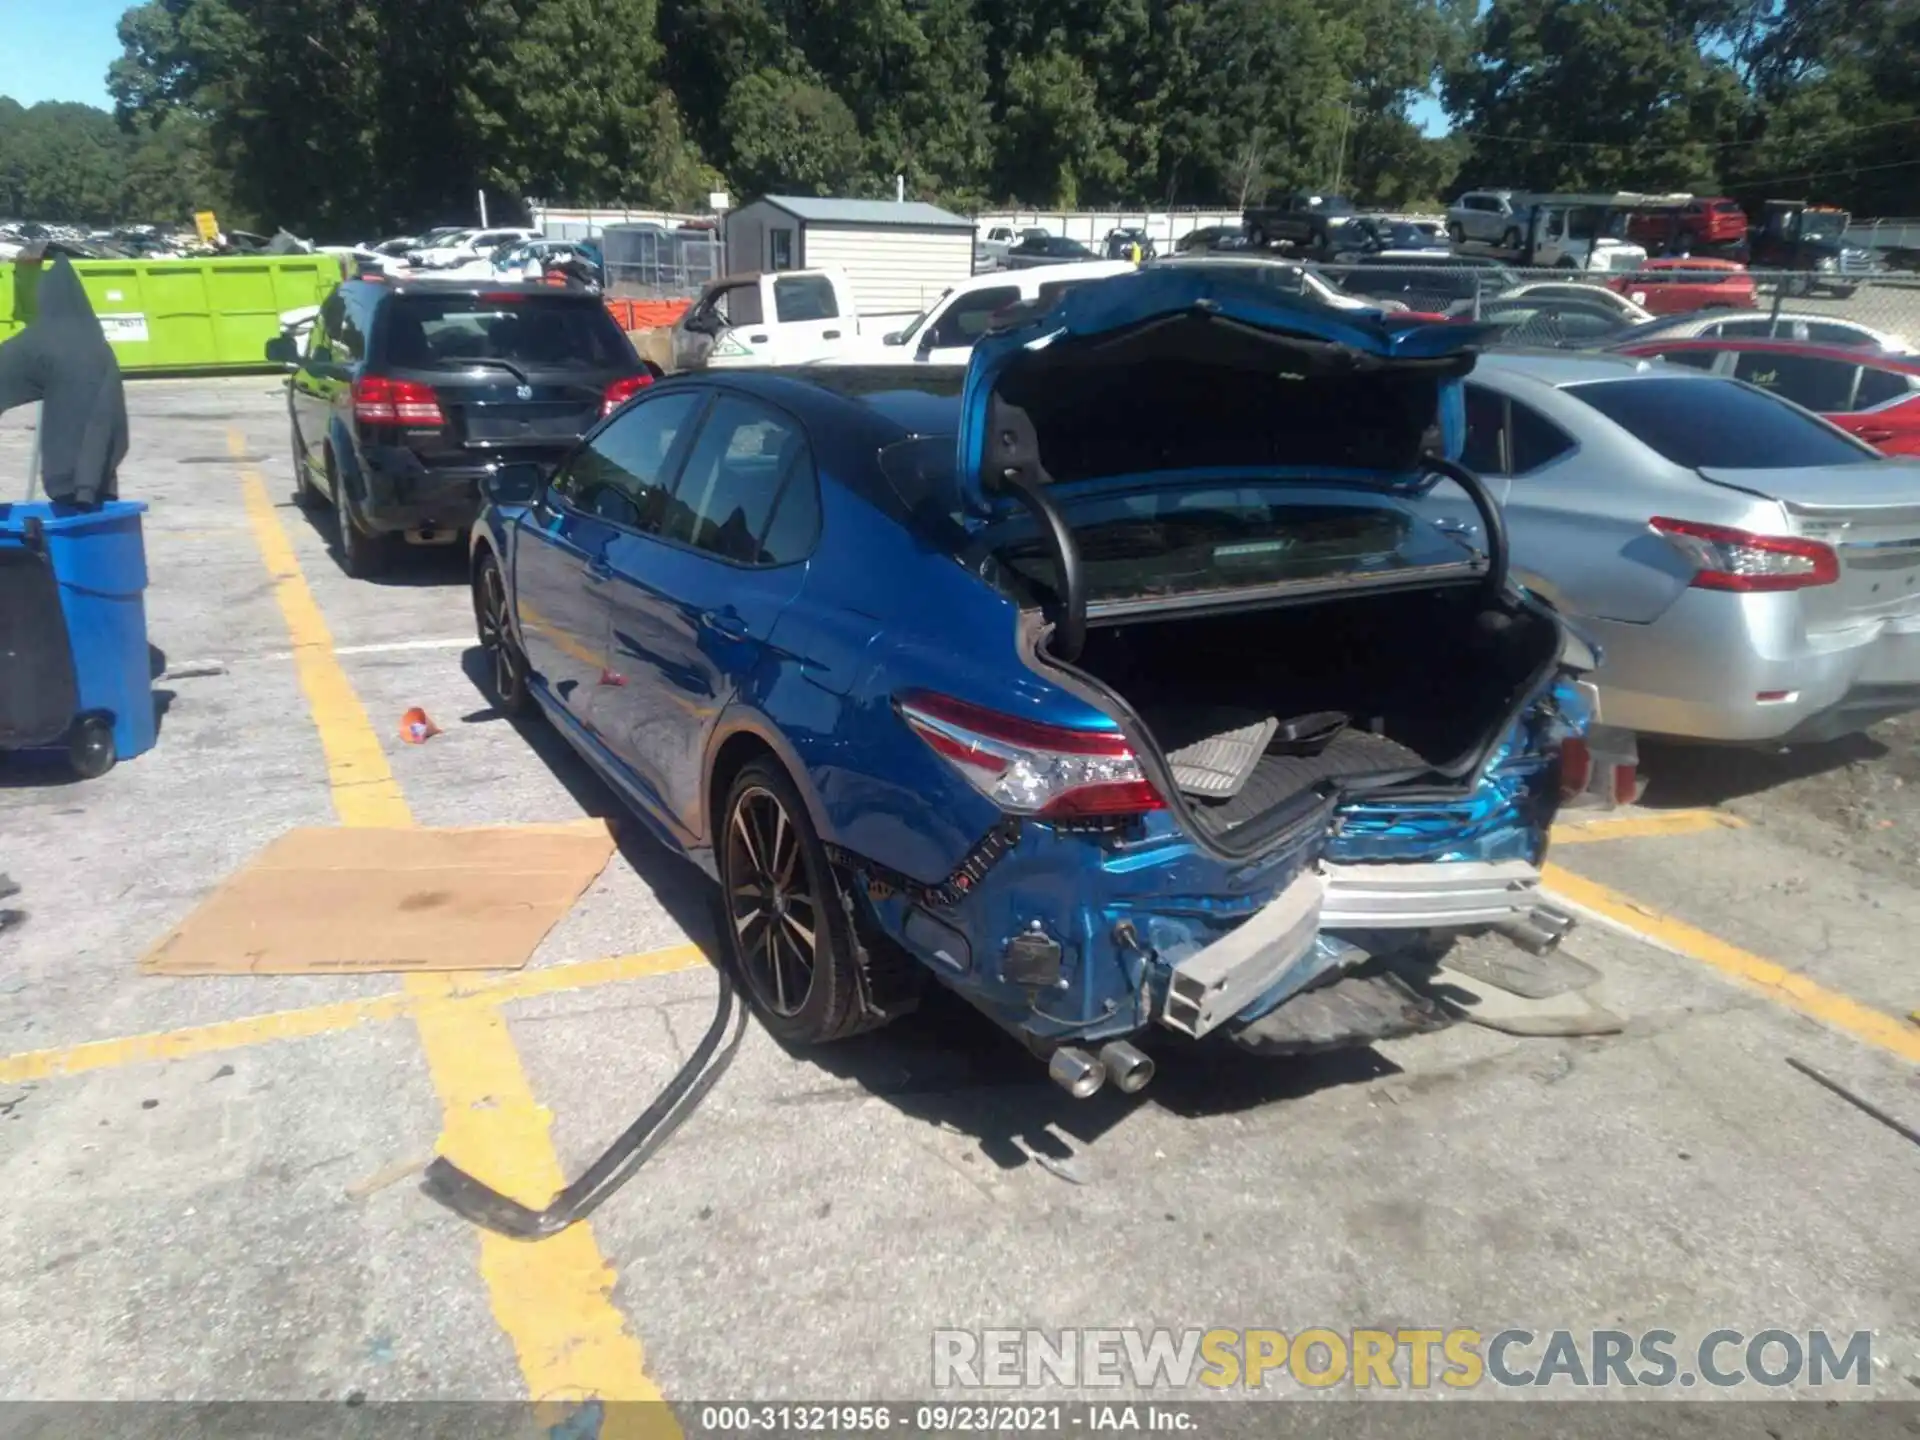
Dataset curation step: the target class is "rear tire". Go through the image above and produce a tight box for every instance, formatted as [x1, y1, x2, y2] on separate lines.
[332, 455, 389, 579]
[473, 551, 532, 718]
[1500, 227, 1522, 249]
[718, 759, 866, 1046]
[1447, 222, 1464, 244]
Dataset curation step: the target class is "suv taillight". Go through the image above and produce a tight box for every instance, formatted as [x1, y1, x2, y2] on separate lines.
[1649, 517, 1838, 592]
[897, 692, 1164, 819]
[603, 373, 655, 416]
[354, 375, 445, 427]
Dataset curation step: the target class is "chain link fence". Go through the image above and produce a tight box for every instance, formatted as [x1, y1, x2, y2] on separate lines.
[1306, 263, 1920, 350]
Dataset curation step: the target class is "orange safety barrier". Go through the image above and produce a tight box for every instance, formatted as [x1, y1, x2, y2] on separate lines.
[626, 299, 691, 330]
[603, 298, 636, 330]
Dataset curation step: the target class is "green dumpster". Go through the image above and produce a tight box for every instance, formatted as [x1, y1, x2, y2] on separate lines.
[0, 253, 342, 373]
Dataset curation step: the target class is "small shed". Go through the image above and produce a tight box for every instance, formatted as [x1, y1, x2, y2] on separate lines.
[724, 195, 975, 316]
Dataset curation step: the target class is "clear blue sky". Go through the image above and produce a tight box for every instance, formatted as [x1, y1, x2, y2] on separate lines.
[0, 0, 122, 108]
[0, 0, 1455, 136]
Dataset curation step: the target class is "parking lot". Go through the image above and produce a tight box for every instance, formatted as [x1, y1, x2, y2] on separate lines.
[1, 377, 1917, 1412]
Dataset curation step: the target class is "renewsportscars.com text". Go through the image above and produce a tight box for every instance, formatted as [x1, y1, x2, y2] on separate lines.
[932, 1328, 1873, 1391]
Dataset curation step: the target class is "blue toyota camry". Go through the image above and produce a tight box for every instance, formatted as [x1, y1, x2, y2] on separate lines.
[470, 269, 1596, 1096]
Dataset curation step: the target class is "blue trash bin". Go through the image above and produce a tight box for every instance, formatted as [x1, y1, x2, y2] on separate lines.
[0, 500, 155, 776]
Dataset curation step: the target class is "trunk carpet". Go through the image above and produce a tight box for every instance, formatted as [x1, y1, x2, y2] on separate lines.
[1187, 728, 1425, 836]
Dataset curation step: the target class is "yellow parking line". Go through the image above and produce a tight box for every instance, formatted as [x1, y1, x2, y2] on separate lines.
[233, 431, 677, 1429]
[0, 944, 707, 1086]
[1551, 809, 1747, 845]
[1543, 863, 1920, 1064]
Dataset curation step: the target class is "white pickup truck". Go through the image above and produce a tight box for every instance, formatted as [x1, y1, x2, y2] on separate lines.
[671, 269, 866, 369]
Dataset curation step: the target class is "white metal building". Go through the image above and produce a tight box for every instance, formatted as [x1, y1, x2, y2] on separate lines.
[723, 196, 976, 316]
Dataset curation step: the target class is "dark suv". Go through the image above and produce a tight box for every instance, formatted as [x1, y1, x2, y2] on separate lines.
[269, 278, 658, 576]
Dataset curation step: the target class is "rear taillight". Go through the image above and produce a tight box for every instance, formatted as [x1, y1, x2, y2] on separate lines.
[353, 375, 444, 427]
[1648, 516, 1838, 592]
[897, 692, 1165, 820]
[602, 373, 655, 416]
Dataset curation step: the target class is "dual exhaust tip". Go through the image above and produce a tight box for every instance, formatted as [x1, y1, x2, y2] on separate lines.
[1048, 1040, 1154, 1098]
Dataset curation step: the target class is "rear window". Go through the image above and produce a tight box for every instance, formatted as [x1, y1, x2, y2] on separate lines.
[384, 296, 631, 370]
[1564, 377, 1876, 468]
[999, 495, 1465, 606]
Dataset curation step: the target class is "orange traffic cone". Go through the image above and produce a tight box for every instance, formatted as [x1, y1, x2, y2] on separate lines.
[400, 707, 442, 745]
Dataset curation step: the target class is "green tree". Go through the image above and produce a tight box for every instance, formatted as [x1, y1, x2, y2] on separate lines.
[719, 67, 866, 196]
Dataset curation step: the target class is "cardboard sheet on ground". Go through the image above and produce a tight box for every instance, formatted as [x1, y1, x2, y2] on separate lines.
[140, 821, 617, 976]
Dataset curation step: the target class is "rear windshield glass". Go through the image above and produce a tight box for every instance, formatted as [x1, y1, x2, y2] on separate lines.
[1564, 377, 1876, 468]
[385, 296, 631, 370]
[997, 494, 1469, 605]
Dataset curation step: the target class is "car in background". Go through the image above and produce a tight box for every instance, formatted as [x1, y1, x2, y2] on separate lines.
[1243, 191, 1356, 251]
[1322, 216, 1452, 262]
[1172, 223, 1250, 254]
[1607, 258, 1756, 314]
[976, 225, 1020, 266]
[1331, 262, 1515, 316]
[1612, 338, 1920, 456]
[1434, 350, 1920, 761]
[1001, 234, 1102, 269]
[1102, 228, 1157, 261]
[1626, 197, 1750, 256]
[440, 238, 603, 285]
[671, 269, 864, 370]
[1478, 296, 1639, 348]
[467, 272, 1595, 1090]
[1150, 253, 1409, 313]
[266, 277, 658, 577]
[861, 260, 1138, 364]
[1448, 190, 1524, 246]
[1499, 281, 1654, 324]
[406, 227, 543, 270]
[1604, 309, 1913, 355]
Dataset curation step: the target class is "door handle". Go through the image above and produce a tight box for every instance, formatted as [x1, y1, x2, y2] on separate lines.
[1857, 429, 1895, 445]
[748, 334, 769, 344]
[1434, 518, 1481, 537]
[700, 608, 749, 639]
[823, 329, 841, 340]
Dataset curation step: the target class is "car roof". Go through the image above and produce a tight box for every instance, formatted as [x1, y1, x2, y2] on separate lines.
[1618, 337, 1920, 370]
[1640, 257, 1745, 271]
[665, 365, 965, 438]
[1472, 350, 1685, 388]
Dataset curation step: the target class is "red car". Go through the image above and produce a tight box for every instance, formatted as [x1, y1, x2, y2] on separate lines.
[1608, 257, 1757, 315]
[1626, 197, 1749, 253]
[1614, 337, 1920, 455]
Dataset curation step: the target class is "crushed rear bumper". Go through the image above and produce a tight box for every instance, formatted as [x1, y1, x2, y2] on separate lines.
[1320, 858, 1544, 929]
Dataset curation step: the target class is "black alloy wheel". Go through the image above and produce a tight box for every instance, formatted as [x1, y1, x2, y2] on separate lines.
[473, 553, 532, 718]
[332, 456, 388, 579]
[718, 760, 867, 1045]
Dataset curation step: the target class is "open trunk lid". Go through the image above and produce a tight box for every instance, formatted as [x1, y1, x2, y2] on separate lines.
[1700, 462, 1920, 624]
[953, 267, 1498, 522]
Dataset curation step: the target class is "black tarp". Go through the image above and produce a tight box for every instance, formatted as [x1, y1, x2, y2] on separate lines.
[0, 256, 129, 506]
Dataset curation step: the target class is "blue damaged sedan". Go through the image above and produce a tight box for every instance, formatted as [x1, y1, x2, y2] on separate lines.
[469, 269, 1595, 1096]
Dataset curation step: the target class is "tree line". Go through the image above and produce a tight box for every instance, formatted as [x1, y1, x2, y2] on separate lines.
[3, 0, 1914, 236]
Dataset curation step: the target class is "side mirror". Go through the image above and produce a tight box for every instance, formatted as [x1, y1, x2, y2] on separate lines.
[265, 334, 300, 368]
[882, 330, 905, 346]
[481, 462, 545, 507]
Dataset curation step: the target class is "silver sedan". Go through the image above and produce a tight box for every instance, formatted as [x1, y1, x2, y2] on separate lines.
[1423, 351, 1920, 753]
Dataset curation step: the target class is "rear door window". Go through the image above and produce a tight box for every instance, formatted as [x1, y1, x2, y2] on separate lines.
[773, 274, 839, 323]
[927, 286, 1019, 349]
[1853, 366, 1914, 410]
[1507, 399, 1576, 472]
[1565, 377, 1876, 467]
[1715, 317, 1794, 339]
[1650, 349, 1720, 370]
[660, 397, 817, 565]
[554, 392, 702, 528]
[1732, 351, 1860, 412]
[1805, 320, 1876, 348]
[1462, 384, 1507, 473]
[383, 296, 632, 370]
